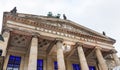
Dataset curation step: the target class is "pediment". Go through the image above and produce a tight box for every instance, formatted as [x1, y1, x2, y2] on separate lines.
[3, 12, 115, 44]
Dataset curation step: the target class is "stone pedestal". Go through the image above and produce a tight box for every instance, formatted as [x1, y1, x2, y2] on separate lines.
[95, 47, 108, 70]
[77, 45, 89, 70]
[112, 53, 120, 66]
[28, 37, 38, 70]
[56, 40, 66, 70]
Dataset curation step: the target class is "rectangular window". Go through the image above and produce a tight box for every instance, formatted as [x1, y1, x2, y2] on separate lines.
[72, 64, 80, 70]
[89, 66, 96, 70]
[54, 61, 58, 70]
[72, 64, 96, 70]
[37, 59, 43, 70]
[7, 55, 21, 70]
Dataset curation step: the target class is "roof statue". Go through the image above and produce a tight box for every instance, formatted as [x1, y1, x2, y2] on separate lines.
[63, 14, 67, 20]
[47, 12, 53, 17]
[10, 7, 17, 15]
[55, 14, 61, 18]
[102, 31, 106, 35]
[47, 12, 61, 18]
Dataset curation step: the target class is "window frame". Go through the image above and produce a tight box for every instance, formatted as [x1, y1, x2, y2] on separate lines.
[7, 55, 21, 70]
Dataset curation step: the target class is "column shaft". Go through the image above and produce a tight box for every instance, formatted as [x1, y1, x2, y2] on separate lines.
[77, 46, 89, 70]
[28, 37, 38, 70]
[56, 41, 66, 70]
[112, 53, 120, 66]
[95, 47, 108, 70]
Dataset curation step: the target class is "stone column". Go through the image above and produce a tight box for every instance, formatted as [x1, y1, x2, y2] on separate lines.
[1, 31, 10, 56]
[95, 47, 108, 70]
[56, 40, 66, 70]
[112, 50, 120, 66]
[28, 37, 38, 70]
[77, 44, 89, 70]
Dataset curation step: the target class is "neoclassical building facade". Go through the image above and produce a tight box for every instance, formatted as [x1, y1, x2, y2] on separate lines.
[0, 12, 120, 70]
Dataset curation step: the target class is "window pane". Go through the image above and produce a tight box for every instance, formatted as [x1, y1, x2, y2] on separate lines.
[7, 67, 13, 70]
[37, 59, 43, 66]
[54, 61, 58, 70]
[7, 64, 13, 67]
[13, 67, 19, 70]
[72, 64, 80, 70]
[37, 59, 43, 70]
[89, 66, 96, 70]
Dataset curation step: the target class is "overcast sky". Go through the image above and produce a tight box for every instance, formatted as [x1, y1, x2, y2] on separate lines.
[0, 0, 120, 56]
